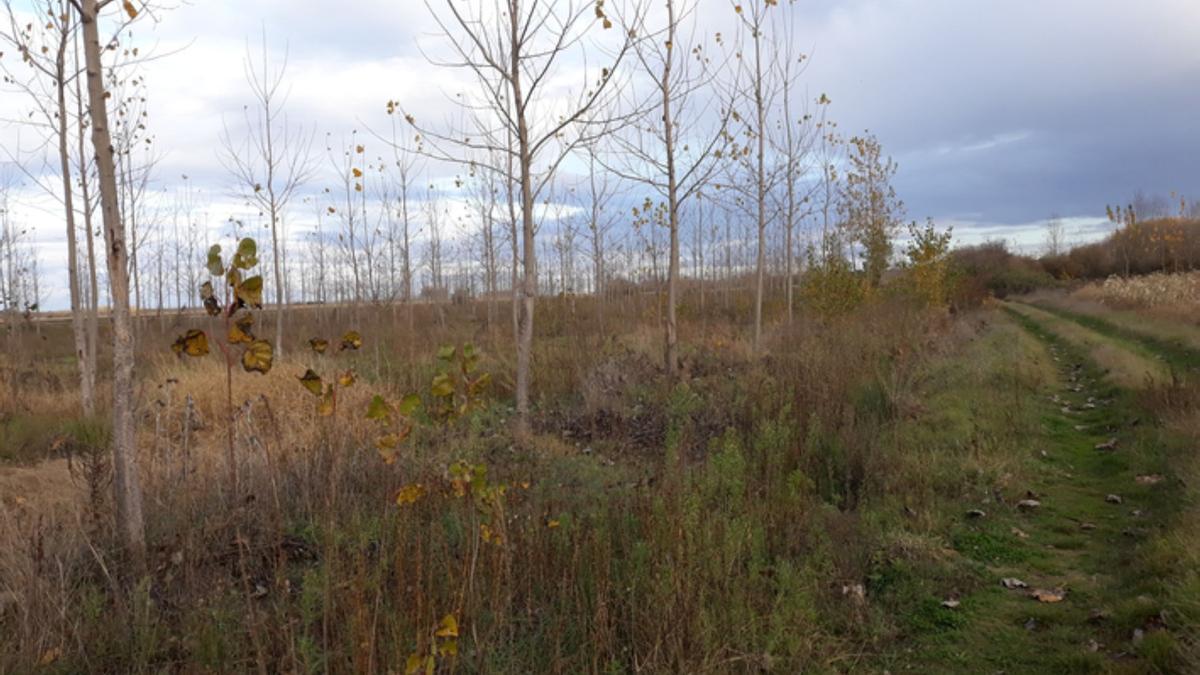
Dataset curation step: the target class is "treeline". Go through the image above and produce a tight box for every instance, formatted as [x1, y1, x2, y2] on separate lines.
[1042, 216, 1200, 279]
[948, 210, 1200, 303]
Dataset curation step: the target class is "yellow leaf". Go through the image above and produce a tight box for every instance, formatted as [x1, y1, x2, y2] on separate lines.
[317, 391, 335, 417]
[122, 0, 137, 19]
[38, 648, 60, 665]
[352, 168, 363, 178]
[235, 275, 264, 308]
[396, 483, 425, 505]
[241, 340, 273, 374]
[172, 329, 209, 357]
[341, 331, 363, 351]
[404, 654, 424, 675]
[228, 314, 254, 344]
[309, 337, 329, 354]
[338, 370, 355, 387]
[298, 369, 323, 396]
[438, 638, 458, 657]
[435, 614, 459, 638]
[1031, 589, 1066, 603]
[547, 519, 560, 529]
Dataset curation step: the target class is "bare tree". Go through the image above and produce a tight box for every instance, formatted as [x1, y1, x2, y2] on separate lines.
[408, 0, 642, 435]
[768, 16, 817, 326]
[1, 0, 98, 412]
[604, 0, 729, 373]
[582, 147, 618, 330]
[1044, 213, 1065, 257]
[723, 0, 786, 353]
[220, 33, 315, 357]
[76, 0, 148, 564]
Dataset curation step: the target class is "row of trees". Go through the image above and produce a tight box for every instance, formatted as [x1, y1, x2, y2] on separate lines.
[0, 0, 913, 558]
[1, 0, 149, 561]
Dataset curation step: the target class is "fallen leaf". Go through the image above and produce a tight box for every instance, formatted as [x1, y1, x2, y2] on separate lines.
[1135, 474, 1164, 485]
[1031, 589, 1066, 603]
[1001, 578, 1028, 589]
[1011, 527, 1030, 539]
[1105, 494, 1123, 504]
[966, 509, 987, 519]
[941, 599, 960, 609]
[1094, 438, 1118, 452]
[1017, 499, 1041, 511]
[38, 648, 60, 665]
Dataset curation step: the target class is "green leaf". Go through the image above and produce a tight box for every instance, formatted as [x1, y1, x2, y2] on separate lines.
[233, 237, 258, 270]
[366, 394, 391, 421]
[172, 329, 209, 357]
[436, 345, 456, 362]
[431, 373, 454, 398]
[206, 245, 224, 276]
[241, 339, 273, 374]
[298, 369, 323, 396]
[397, 393, 422, 416]
[236, 275, 264, 308]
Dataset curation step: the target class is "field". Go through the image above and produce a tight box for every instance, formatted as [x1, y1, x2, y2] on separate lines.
[3, 282, 1200, 674]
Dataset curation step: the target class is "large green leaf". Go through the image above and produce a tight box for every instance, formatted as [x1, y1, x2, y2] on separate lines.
[206, 245, 224, 276]
[233, 237, 258, 270]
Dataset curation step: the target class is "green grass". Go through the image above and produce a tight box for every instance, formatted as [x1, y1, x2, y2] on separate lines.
[876, 307, 1187, 672]
[1026, 299, 1200, 374]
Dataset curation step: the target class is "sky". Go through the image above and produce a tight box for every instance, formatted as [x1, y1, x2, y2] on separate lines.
[2, 0, 1199, 309]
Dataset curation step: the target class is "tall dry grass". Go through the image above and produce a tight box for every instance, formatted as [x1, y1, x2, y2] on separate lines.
[0, 294, 1021, 672]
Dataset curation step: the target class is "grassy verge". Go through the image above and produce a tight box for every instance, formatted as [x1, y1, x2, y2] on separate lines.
[1025, 299, 1200, 374]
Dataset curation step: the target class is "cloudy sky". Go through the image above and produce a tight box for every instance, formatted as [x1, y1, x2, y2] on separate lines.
[3, 0, 1199, 309]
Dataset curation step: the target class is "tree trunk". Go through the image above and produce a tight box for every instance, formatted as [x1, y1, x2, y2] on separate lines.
[55, 34, 93, 417]
[752, 26, 766, 354]
[511, 9, 536, 437]
[74, 44, 100, 412]
[663, 0, 680, 376]
[81, 0, 145, 565]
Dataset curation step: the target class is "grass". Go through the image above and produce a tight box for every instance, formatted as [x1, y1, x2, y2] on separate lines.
[1026, 296, 1200, 373]
[3, 292, 1200, 672]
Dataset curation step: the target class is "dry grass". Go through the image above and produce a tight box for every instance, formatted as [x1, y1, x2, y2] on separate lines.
[0, 295, 1090, 672]
[1006, 302, 1168, 389]
[1078, 271, 1200, 310]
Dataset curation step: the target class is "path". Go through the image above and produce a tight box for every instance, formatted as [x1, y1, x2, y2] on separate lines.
[884, 304, 1183, 673]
